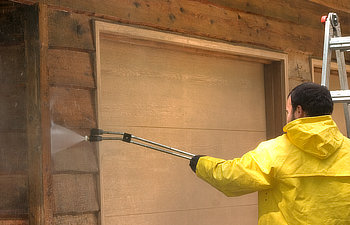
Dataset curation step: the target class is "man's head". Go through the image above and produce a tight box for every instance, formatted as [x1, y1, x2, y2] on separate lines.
[286, 82, 333, 123]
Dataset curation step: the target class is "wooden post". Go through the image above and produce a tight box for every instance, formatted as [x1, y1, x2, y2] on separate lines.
[25, 3, 53, 225]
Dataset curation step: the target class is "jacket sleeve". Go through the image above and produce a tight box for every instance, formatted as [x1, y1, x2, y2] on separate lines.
[195, 144, 275, 197]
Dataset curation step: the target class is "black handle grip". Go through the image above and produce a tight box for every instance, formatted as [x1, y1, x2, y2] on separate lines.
[89, 135, 102, 142]
[90, 128, 104, 136]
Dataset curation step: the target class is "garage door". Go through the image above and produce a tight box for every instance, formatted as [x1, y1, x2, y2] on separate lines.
[98, 32, 268, 225]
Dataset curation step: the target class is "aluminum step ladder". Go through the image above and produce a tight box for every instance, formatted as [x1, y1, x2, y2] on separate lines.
[321, 12, 350, 137]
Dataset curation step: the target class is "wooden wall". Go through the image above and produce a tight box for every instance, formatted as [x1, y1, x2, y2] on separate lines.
[0, 3, 28, 224]
[24, 0, 350, 90]
[1, 0, 350, 224]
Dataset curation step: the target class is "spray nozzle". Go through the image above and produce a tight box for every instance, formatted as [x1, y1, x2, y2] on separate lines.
[87, 135, 103, 142]
[88, 129, 104, 142]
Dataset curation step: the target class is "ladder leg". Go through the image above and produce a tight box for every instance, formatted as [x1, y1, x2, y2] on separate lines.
[321, 13, 334, 87]
[333, 15, 350, 137]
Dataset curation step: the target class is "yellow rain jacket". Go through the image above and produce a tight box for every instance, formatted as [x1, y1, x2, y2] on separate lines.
[196, 115, 350, 224]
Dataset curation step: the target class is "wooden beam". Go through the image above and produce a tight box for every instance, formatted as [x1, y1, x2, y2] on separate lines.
[17, 0, 349, 59]
[307, 0, 350, 14]
[25, 3, 53, 225]
[39, 3, 54, 225]
[47, 1, 323, 55]
[0, 220, 28, 225]
[202, 0, 350, 36]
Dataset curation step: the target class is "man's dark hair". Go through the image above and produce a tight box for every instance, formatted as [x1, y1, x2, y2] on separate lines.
[288, 82, 333, 116]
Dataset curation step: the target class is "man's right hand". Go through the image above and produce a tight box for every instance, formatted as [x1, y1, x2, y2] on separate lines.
[189, 155, 205, 173]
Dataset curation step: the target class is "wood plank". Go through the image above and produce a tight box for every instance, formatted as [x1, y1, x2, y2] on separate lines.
[50, 86, 96, 128]
[0, 132, 27, 174]
[48, 49, 95, 88]
[47, 8, 94, 50]
[205, 0, 350, 30]
[52, 138, 98, 173]
[53, 174, 99, 213]
[0, 220, 28, 225]
[0, 175, 28, 214]
[38, 4, 55, 225]
[308, 0, 350, 14]
[53, 214, 97, 225]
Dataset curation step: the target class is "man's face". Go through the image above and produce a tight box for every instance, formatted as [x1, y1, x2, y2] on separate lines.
[286, 96, 306, 124]
[286, 96, 295, 124]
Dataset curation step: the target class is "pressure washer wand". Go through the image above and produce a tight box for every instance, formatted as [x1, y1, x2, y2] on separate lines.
[86, 128, 195, 160]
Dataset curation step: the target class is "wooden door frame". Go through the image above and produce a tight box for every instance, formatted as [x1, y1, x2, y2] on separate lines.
[94, 20, 288, 224]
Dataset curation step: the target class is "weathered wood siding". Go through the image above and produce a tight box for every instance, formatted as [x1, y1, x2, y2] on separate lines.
[47, 6, 99, 224]
[0, 4, 28, 225]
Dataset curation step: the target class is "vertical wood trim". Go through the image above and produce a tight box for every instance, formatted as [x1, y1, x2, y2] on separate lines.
[25, 3, 53, 225]
[25, 4, 42, 224]
[264, 64, 275, 139]
[94, 21, 104, 225]
[39, 3, 53, 225]
[264, 61, 287, 139]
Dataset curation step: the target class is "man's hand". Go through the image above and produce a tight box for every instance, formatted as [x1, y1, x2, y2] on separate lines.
[189, 155, 205, 173]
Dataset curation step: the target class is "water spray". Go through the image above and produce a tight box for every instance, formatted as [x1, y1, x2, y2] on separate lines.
[51, 123, 86, 154]
[85, 128, 195, 160]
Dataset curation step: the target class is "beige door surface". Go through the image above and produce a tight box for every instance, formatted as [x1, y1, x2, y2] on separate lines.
[98, 34, 267, 225]
[314, 70, 350, 135]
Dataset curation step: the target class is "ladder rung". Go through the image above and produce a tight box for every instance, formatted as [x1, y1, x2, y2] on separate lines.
[330, 37, 350, 51]
[331, 90, 350, 103]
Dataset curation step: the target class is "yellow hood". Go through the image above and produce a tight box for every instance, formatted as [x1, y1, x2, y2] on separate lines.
[283, 115, 344, 159]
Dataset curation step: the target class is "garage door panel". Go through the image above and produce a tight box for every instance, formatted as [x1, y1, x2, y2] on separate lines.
[101, 37, 266, 132]
[100, 126, 265, 159]
[99, 31, 266, 224]
[105, 204, 258, 225]
[100, 127, 263, 216]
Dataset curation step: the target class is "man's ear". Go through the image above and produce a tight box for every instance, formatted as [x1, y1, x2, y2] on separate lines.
[294, 105, 306, 119]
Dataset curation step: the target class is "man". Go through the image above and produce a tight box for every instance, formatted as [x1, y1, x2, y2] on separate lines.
[190, 82, 350, 224]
